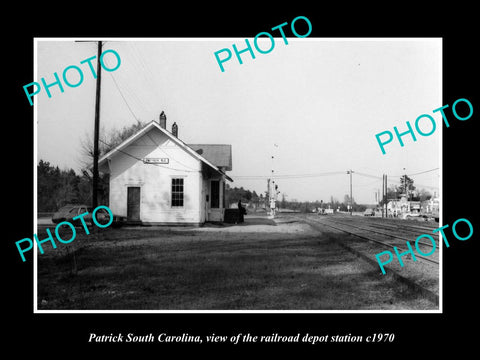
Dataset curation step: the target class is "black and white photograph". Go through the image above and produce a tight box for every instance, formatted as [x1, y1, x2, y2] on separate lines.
[33, 38, 442, 312]
[6, 7, 478, 354]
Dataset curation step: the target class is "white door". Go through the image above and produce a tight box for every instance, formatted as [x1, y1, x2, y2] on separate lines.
[207, 179, 223, 221]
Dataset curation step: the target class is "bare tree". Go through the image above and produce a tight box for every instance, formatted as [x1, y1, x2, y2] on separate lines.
[76, 120, 148, 206]
[77, 120, 147, 173]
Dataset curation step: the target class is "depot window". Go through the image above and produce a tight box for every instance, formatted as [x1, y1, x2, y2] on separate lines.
[171, 178, 184, 207]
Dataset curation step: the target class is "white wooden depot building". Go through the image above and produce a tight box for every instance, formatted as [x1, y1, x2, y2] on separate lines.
[98, 112, 232, 225]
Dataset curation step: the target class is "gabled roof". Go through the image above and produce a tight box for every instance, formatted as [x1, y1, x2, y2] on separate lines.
[97, 121, 232, 181]
[188, 144, 232, 171]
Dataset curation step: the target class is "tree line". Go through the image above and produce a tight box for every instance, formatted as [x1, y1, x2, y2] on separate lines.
[278, 195, 367, 213]
[226, 175, 434, 214]
[37, 121, 148, 212]
[380, 175, 434, 205]
[37, 159, 108, 212]
[225, 184, 367, 213]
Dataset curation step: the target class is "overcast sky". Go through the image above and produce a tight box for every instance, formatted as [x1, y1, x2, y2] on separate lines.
[36, 38, 441, 204]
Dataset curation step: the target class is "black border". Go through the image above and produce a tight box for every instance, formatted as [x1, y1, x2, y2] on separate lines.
[7, 6, 478, 354]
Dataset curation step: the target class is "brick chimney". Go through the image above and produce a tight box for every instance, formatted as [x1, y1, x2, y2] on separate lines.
[172, 122, 178, 137]
[159, 111, 166, 129]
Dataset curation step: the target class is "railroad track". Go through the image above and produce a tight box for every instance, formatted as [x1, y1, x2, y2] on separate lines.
[293, 214, 439, 265]
[278, 213, 440, 306]
[336, 216, 439, 236]
[359, 221, 436, 239]
[315, 216, 438, 248]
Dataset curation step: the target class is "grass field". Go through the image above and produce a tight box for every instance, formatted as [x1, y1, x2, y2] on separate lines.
[36, 218, 435, 310]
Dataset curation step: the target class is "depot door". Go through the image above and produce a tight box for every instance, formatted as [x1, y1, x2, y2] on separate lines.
[127, 187, 141, 222]
[207, 180, 223, 222]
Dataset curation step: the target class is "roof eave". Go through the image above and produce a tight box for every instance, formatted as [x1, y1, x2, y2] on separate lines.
[95, 121, 232, 179]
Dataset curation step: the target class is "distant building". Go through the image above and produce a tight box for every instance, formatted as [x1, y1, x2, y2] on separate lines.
[409, 201, 421, 213]
[387, 193, 438, 218]
[421, 197, 439, 215]
[98, 113, 232, 225]
[387, 194, 410, 217]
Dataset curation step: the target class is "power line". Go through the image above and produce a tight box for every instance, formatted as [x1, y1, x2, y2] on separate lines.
[129, 43, 161, 99]
[123, 43, 163, 118]
[98, 139, 199, 173]
[102, 50, 154, 121]
[388, 167, 440, 178]
[144, 132, 199, 172]
[354, 171, 383, 180]
[232, 168, 440, 193]
[232, 171, 346, 180]
[107, 71, 140, 122]
[354, 178, 384, 188]
[403, 167, 440, 177]
[232, 168, 440, 182]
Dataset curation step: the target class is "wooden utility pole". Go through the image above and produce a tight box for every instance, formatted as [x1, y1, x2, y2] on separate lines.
[381, 174, 388, 218]
[346, 170, 353, 215]
[381, 174, 385, 218]
[384, 174, 388, 217]
[92, 41, 103, 209]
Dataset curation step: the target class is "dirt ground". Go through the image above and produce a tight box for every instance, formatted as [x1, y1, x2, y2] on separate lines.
[36, 215, 438, 311]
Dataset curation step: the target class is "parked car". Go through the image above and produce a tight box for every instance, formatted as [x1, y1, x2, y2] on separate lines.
[363, 208, 375, 216]
[52, 204, 126, 228]
[401, 212, 420, 220]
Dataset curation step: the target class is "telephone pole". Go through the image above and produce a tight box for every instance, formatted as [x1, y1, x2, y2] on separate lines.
[384, 173, 388, 217]
[347, 170, 353, 215]
[380, 173, 388, 217]
[382, 174, 385, 218]
[270, 144, 278, 218]
[92, 41, 103, 208]
[76, 40, 103, 208]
